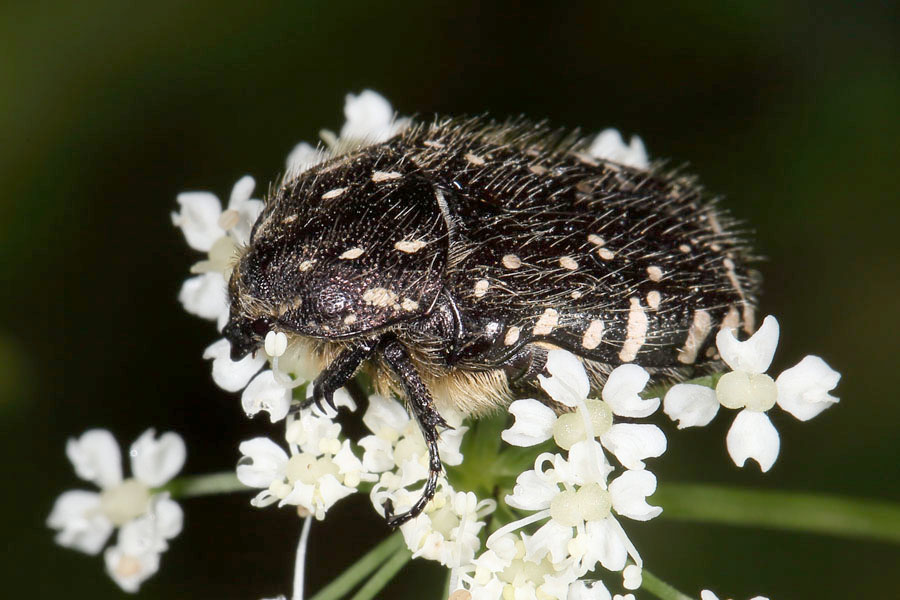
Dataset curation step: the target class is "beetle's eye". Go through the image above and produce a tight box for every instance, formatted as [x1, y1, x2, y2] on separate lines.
[251, 318, 271, 336]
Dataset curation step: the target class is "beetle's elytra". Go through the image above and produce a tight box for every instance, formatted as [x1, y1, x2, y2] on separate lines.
[223, 117, 760, 526]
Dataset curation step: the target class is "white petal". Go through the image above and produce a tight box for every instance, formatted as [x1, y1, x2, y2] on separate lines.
[609, 470, 662, 521]
[602, 364, 658, 418]
[663, 383, 720, 428]
[438, 425, 468, 466]
[340, 90, 398, 142]
[130, 430, 186, 487]
[237, 437, 289, 488]
[601, 423, 667, 470]
[538, 350, 590, 406]
[501, 399, 556, 446]
[227, 175, 256, 210]
[362, 393, 410, 435]
[776, 355, 841, 421]
[203, 338, 267, 392]
[568, 440, 613, 486]
[588, 129, 649, 170]
[66, 429, 122, 489]
[569, 580, 612, 600]
[584, 518, 628, 572]
[700, 592, 719, 600]
[46, 490, 112, 554]
[358, 435, 395, 473]
[286, 141, 327, 176]
[171, 191, 224, 252]
[316, 473, 356, 512]
[242, 370, 292, 422]
[525, 519, 572, 564]
[150, 496, 184, 541]
[726, 410, 780, 472]
[716, 315, 779, 374]
[505, 469, 558, 511]
[178, 273, 229, 324]
[104, 541, 161, 593]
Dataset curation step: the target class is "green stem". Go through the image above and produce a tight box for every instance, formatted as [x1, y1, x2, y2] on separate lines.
[348, 546, 412, 600]
[641, 569, 695, 600]
[308, 532, 405, 600]
[160, 472, 248, 498]
[655, 483, 900, 544]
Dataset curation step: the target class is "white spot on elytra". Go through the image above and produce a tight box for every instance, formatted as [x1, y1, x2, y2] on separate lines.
[677, 309, 713, 364]
[504, 326, 520, 346]
[298, 259, 316, 272]
[474, 279, 489, 297]
[465, 152, 486, 166]
[532, 308, 559, 336]
[282, 214, 298, 224]
[362, 287, 399, 309]
[502, 254, 522, 269]
[424, 140, 445, 148]
[582, 319, 605, 350]
[394, 240, 428, 253]
[401, 298, 419, 311]
[559, 256, 578, 270]
[372, 171, 402, 183]
[529, 164, 548, 175]
[646, 290, 661, 310]
[721, 257, 753, 333]
[647, 266, 663, 282]
[340, 247, 365, 260]
[679, 243, 691, 253]
[343, 313, 357, 325]
[618, 297, 648, 362]
[322, 187, 346, 200]
[588, 234, 605, 246]
[597, 248, 615, 261]
[570, 290, 583, 300]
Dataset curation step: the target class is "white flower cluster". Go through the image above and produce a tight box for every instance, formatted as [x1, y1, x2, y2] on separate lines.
[664, 315, 840, 472]
[449, 351, 665, 599]
[46, 429, 186, 592]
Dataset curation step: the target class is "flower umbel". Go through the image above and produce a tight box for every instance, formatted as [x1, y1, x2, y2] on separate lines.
[47, 429, 185, 592]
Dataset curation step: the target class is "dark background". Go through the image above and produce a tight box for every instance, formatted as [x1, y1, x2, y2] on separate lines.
[2, 1, 898, 598]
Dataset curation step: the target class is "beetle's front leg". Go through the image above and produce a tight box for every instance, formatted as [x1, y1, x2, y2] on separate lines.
[298, 339, 377, 413]
[380, 334, 450, 528]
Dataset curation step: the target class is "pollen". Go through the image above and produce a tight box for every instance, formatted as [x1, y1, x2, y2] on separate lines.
[559, 256, 578, 270]
[465, 152, 486, 166]
[532, 308, 559, 335]
[502, 254, 522, 269]
[321, 187, 347, 200]
[372, 170, 403, 182]
[474, 279, 490, 297]
[394, 239, 428, 253]
[298, 259, 316, 272]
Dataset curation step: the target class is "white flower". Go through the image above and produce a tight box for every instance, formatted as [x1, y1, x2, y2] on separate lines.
[701, 590, 771, 600]
[663, 315, 841, 472]
[47, 429, 186, 555]
[47, 429, 185, 591]
[499, 440, 660, 576]
[203, 338, 267, 393]
[339, 90, 410, 143]
[588, 129, 649, 170]
[503, 351, 666, 471]
[236, 396, 368, 520]
[242, 370, 294, 423]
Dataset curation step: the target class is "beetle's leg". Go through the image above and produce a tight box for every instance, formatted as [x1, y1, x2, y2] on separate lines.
[380, 335, 450, 528]
[296, 339, 377, 413]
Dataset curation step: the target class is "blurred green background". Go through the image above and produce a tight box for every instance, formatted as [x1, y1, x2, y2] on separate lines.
[2, 1, 897, 598]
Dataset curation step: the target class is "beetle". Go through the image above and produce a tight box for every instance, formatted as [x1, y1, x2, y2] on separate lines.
[222, 117, 760, 526]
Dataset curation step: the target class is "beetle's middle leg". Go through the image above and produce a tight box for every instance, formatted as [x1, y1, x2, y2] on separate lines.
[380, 334, 450, 528]
[298, 339, 377, 413]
